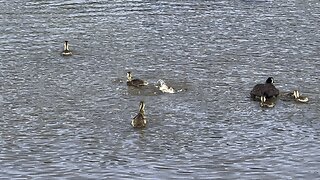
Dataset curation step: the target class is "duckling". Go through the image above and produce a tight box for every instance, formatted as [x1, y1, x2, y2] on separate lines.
[157, 80, 175, 93]
[292, 90, 309, 103]
[260, 95, 276, 108]
[62, 41, 72, 56]
[250, 77, 279, 100]
[131, 101, 147, 128]
[126, 72, 148, 87]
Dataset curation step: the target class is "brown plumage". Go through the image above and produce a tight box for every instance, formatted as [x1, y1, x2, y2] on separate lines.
[131, 101, 147, 128]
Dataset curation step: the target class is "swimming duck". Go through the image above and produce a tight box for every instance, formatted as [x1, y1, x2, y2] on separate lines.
[260, 95, 276, 108]
[126, 72, 148, 87]
[250, 77, 279, 100]
[292, 90, 309, 103]
[62, 41, 72, 56]
[131, 101, 147, 128]
[157, 80, 175, 93]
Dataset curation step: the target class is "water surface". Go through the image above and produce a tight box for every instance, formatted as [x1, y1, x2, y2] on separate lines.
[0, 0, 319, 179]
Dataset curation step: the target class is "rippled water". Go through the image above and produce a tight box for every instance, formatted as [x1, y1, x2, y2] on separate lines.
[1, 0, 320, 179]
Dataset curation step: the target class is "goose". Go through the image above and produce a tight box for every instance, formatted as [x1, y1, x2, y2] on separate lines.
[131, 101, 147, 128]
[62, 41, 72, 56]
[250, 77, 279, 100]
[126, 72, 148, 87]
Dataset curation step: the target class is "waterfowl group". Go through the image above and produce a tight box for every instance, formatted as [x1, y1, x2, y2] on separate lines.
[250, 77, 309, 108]
[126, 73, 178, 128]
[131, 101, 147, 128]
[60, 42, 310, 125]
[62, 41, 72, 56]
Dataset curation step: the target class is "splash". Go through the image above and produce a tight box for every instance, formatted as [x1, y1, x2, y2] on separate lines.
[156, 79, 175, 94]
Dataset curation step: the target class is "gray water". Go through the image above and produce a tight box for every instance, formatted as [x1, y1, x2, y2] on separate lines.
[1, 0, 320, 179]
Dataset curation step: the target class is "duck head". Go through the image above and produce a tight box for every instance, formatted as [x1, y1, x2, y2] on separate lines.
[265, 77, 274, 84]
[64, 41, 70, 51]
[139, 101, 145, 114]
[127, 72, 132, 81]
[293, 90, 300, 98]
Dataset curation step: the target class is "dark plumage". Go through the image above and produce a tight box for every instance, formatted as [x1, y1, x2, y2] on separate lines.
[250, 77, 279, 100]
[131, 101, 147, 128]
[126, 72, 148, 87]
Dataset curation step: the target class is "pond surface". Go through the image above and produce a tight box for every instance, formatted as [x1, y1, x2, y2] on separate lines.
[0, 0, 319, 179]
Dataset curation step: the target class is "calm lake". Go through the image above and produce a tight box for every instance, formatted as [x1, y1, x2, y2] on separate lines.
[0, 0, 319, 179]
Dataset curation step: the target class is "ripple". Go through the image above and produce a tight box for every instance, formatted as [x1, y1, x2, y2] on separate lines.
[1, 0, 320, 179]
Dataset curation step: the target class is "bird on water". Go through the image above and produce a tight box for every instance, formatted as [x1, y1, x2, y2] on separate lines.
[126, 72, 148, 87]
[292, 90, 309, 103]
[250, 77, 279, 101]
[131, 101, 147, 128]
[260, 95, 276, 108]
[62, 41, 72, 56]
